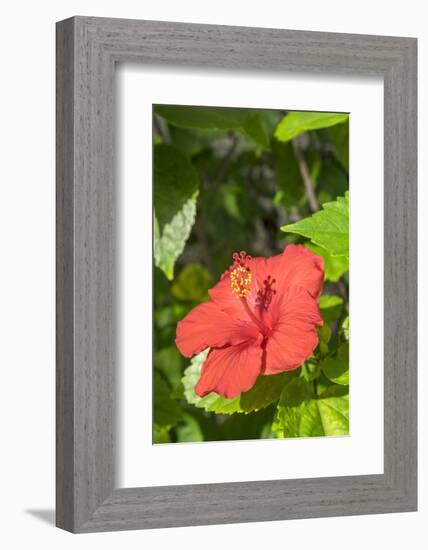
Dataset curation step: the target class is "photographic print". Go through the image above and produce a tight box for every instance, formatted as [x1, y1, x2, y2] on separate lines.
[153, 105, 349, 444]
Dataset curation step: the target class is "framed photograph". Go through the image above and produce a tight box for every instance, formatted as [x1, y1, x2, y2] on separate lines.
[56, 17, 417, 532]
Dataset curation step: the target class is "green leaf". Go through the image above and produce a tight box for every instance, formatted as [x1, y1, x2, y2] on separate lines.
[220, 183, 246, 222]
[313, 385, 349, 436]
[153, 372, 182, 428]
[274, 379, 349, 437]
[281, 192, 349, 258]
[316, 157, 349, 205]
[154, 200, 197, 280]
[305, 242, 349, 283]
[325, 121, 349, 170]
[342, 316, 350, 341]
[242, 112, 270, 150]
[272, 141, 322, 207]
[315, 372, 335, 396]
[305, 243, 348, 282]
[156, 105, 249, 130]
[301, 359, 321, 383]
[315, 388, 349, 435]
[154, 302, 190, 330]
[176, 413, 204, 443]
[169, 126, 225, 157]
[153, 144, 199, 279]
[182, 350, 242, 414]
[272, 140, 304, 205]
[153, 425, 171, 444]
[154, 144, 199, 231]
[321, 342, 349, 385]
[154, 346, 183, 389]
[319, 295, 344, 323]
[275, 111, 349, 142]
[317, 324, 331, 356]
[240, 371, 297, 413]
[273, 378, 313, 437]
[171, 263, 213, 303]
[182, 350, 299, 415]
[257, 109, 282, 136]
[155, 105, 270, 149]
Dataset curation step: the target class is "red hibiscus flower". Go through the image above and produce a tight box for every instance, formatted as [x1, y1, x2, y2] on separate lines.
[175, 244, 324, 399]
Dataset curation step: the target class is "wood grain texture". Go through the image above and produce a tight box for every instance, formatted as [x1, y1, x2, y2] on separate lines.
[56, 17, 75, 532]
[56, 16, 417, 533]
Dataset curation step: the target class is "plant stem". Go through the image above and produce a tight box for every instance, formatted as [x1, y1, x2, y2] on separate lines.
[292, 138, 319, 212]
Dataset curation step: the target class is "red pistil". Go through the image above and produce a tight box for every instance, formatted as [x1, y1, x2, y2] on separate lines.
[256, 275, 276, 311]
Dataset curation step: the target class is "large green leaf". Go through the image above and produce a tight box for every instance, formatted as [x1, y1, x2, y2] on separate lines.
[153, 372, 182, 428]
[319, 295, 344, 323]
[275, 111, 349, 142]
[154, 144, 199, 231]
[155, 105, 270, 149]
[169, 126, 225, 157]
[305, 243, 348, 282]
[321, 342, 349, 385]
[154, 200, 197, 280]
[182, 350, 296, 415]
[273, 378, 312, 437]
[274, 378, 349, 437]
[242, 112, 270, 150]
[182, 350, 242, 414]
[240, 371, 297, 413]
[281, 192, 349, 258]
[153, 144, 199, 279]
[156, 105, 249, 130]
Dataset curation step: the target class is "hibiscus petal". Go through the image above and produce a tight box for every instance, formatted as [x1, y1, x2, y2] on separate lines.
[208, 245, 323, 324]
[268, 244, 324, 299]
[208, 274, 249, 321]
[195, 335, 264, 398]
[208, 257, 271, 321]
[264, 286, 323, 374]
[176, 300, 259, 358]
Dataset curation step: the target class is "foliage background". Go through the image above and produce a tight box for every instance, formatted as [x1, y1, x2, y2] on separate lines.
[153, 105, 349, 444]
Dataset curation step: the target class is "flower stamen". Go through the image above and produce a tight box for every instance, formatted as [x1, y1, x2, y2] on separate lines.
[229, 251, 252, 298]
[230, 266, 252, 297]
[227, 251, 270, 335]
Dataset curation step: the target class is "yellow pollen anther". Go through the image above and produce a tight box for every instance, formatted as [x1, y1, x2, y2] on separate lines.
[230, 266, 252, 297]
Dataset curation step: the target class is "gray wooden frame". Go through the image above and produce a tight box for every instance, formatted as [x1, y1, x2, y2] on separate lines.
[56, 16, 417, 533]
